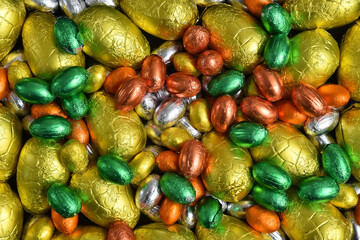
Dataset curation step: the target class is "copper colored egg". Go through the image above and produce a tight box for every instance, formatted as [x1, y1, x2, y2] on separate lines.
[116, 76, 148, 112]
[240, 96, 278, 125]
[274, 100, 307, 125]
[108, 221, 136, 240]
[318, 84, 350, 108]
[245, 205, 280, 233]
[104, 67, 137, 95]
[166, 72, 201, 98]
[159, 197, 184, 225]
[183, 25, 210, 54]
[211, 95, 237, 133]
[179, 139, 206, 179]
[291, 83, 328, 117]
[197, 50, 223, 76]
[0, 68, 9, 100]
[51, 208, 78, 235]
[244, 0, 273, 18]
[141, 55, 167, 92]
[155, 150, 180, 173]
[253, 64, 284, 102]
[189, 177, 206, 206]
[31, 102, 68, 119]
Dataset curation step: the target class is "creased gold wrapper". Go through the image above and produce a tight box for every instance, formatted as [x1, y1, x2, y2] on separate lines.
[134, 223, 197, 240]
[51, 226, 107, 240]
[21, 215, 54, 240]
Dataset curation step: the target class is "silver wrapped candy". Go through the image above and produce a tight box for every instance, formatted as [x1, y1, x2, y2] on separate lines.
[85, 0, 119, 7]
[304, 110, 339, 136]
[154, 97, 186, 128]
[152, 41, 183, 66]
[176, 117, 202, 139]
[59, 0, 87, 19]
[135, 93, 159, 120]
[180, 206, 197, 229]
[2, 91, 30, 117]
[25, 0, 59, 12]
[136, 174, 163, 210]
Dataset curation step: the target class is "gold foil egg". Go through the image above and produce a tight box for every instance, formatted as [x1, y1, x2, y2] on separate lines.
[201, 4, 268, 74]
[280, 190, 352, 240]
[160, 127, 193, 151]
[251, 122, 319, 184]
[21, 215, 54, 240]
[280, 29, 339, 94]
[120, 0, 198, 40]
[77, 6, 150, 69]
[134, 223, 197, 240]
[85, 91, 146, 161]
[201, 131, 253, 202]
[0, 0, 26, 61]
[22, 12, 85, 80]
[7, 61, 32, 89]
[0, 106, 22, 181]
[283, 0, 360, 30]
[17, 138, 70, 214]
[0, 182, 23, 240]
[330, 183, 358, 210]
[338, 21, 360, 101]
[129, 151, 156, 185]
[70, 165, 140, 228]
[51, 226, 107, 240]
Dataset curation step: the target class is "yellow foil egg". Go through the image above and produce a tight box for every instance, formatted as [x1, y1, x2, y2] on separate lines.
[283, 0, 360, 30]
[60, 139, 89, 173]
[83, 65, 108, 93]
[134, 223, 197, 240]
[201, 131, 253, 202]
[77, 6, 150, 69]
[196, 214, 262, 240]
[129, 151, 155, 185]
[202, 4, 268, 74]
[51, 226, 107, 240]
[0, 106, 22, 181]
[0, 182, 23, 240]
[160, 127, 193, 151]
[189, 98, 213, 132]
[21, 215, 54, 240]
[120, 0, 198, 40]
[85, 91, 147, 161]
[70, 165, 140, 228]
[7, 61, 33, 89]
[22, 12, 85, 80]
[0, 0, 26, 61]
[338, 21, 360, 101]
[330, 183, 358, 210]
[280, 29, 339, 94]
[280, 190, 351, 240]
[251, 122, 319, 184]
[173, 52, 201, 77]
[17, 138, 70, 214]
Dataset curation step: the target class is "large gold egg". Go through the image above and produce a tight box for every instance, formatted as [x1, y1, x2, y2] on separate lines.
[0, 182, 23, 240]
[51, 226, 107, 240]
[0, 106, 22, 181]
[251, 122, 319, 184]
[70, 165, 140, 228]
[201, 4, 268, 74]
[0, 0, 26, 61]
[201, 131, 253, 202]
[134, 223, 197, 240]
[77, 6, 150, 69]
[22, 12, 85, 80]
[86, 91, 146, 161]
[21, 215, 54, 240]
[17, 138, 70, 214]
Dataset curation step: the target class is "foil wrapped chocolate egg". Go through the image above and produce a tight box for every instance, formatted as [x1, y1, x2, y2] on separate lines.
[134, 223, 197, 240]
[21, 215, 54, 240]
[85, 91, 146, 161]
[77, 6, 150, 69]
[22, 12, 85, 80]
[51, 226, 107, 240]
[202, 4, 268, 74]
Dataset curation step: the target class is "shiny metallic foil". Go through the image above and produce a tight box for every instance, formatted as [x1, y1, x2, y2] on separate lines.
[135, 174, 163, 210]
[25, 0, 59, 12]
[85, 0, 119, 7]
[77, 6, 150, 69]
[59, 0, 87, 19]
[202, 4, 268, 74]
[304, 110, 339, 136]
[134, 223, 197, 240]
[51, 226, 107, 240]
[120, 0, 198, 40]
[154, 97, 186, 129]
[135, 93, 158, 121]
[21, 215, 54, 240]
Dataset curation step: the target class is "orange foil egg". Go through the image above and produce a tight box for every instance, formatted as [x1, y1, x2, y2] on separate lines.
[189, 177, 206, 206]
[159, 197, 184, 225]
[166, 72, 201, 98]
[0, 68, 9, 100]
[244, 0, 273, 18]
[197, 50, 223, 76]
[253, 64, 284, 102]
[179, 139, 206, 179]
[240, 96, 278, 125]
[108, 221, 136, 240]
[318, 84, 350, 108]
[104, 67, 137, 95]
[245, 205, 280, 233]
[355, 196, 360, 225]
[183, 25, 210, 54]
[31, 102, 68, 119]
[274, 100, 307, 125]
[292, 83, 328, 117]
[67, 119, 90, 146]
[211, 95, 237, 133]
[156, 150, 180, 173]
[141, 55, 167, 92]
[116, 76, 148, 112]
[51, 208, 78, 235]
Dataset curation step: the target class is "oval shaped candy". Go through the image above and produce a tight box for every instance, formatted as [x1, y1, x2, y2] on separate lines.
[161, 127, 193, 151]
[22, 215, 54, 240]
[129, 151, 155, 185]
[197, 196, 223, 229]
[298, 176, 339, 202]
[160, 172, 196, 204]
[54, 16, 83, 55]
[261, 3, 291, 35]
[29, 115, 71, 141]
[330, 183, 358, 210]
[141, 55, 167, 92]
[108, 221, 136, 240]
[211, 95, 237, 133]
[208, 70, 244, 97]
[229, 121, 268, 148]
[292, 83, 327, 117]
[154, 97, 186, 129]
[51, 208, 78, 235]
[179, 139, 206, 179]
[240, 96, 277, 125]
[252, 184, 288, 212]
[97, 154, 133, 185]
[253, 64, 284, 102]
[135, 174, 163, 210]
[245, 205, 280, 233]
[304, 110, 339, 136]
[264, 34, 290, 69]
[62, 92, 88, 120]
[322, 144, 351, 184]
[116, 76, 148, 112]
[47, 183, 81, 218]
[15, 78, 55, 104]
[166, 72, 201, 98]
[253, 161, 292, 190]
[189, 98, 213, 132]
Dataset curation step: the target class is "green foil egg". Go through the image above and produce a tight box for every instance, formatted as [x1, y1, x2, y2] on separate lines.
[197, 196, 223, 229]
[264, 34, 290, 69]
[47, 183, 81, 218]
[97, 154, 134, 185]
[298, 176, 339, 202]
[252, 161, 292, 190]
[61, 92, 89, 120]
[160, 172, 196, 204]
[229, 121, 268, 148]
[322, 143, 351, 184]
[207, 70, 244, 97]
[54, 16, 83, 55]
[252, 184, 288, 212]
[51, 66, 89, 98]
[261, 3, 291, 35]
[29, 116, 71, 141]
[15, 78, 55, 104]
